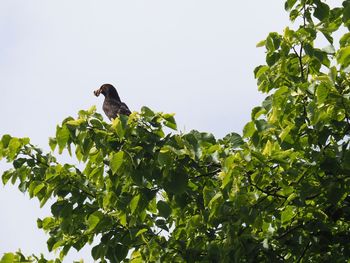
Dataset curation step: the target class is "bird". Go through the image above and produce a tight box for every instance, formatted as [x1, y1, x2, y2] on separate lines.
[94, 84, 131, 120]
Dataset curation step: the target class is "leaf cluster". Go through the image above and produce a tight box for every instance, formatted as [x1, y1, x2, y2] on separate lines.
[1, 0, 350, 262]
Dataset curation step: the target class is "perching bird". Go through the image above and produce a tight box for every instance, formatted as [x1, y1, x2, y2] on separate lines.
[94, 84, 131, 120]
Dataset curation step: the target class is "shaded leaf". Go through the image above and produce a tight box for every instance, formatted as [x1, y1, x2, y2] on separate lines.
[314, 2, 330, 21]
[157, 200, 172, 218]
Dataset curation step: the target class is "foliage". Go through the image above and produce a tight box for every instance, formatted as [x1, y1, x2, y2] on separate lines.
[0, 251, 60, 263]
[1, 0, 350, 262]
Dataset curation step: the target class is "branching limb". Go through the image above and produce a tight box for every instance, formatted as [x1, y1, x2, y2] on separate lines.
[296, 241, 311, 263]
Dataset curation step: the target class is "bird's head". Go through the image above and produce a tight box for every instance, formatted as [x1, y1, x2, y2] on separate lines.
[94, 84, 121, 101]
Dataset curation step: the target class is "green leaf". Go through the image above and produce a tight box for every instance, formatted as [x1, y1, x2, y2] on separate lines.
[262, 140, 273, 156]
[141, 106, 155, 117]
[256, 40, 266, 47]
[107, 244, 128, 262]
[279, 122, 294, 142]
[336, 46, 350, 68]
[13, 158, 27, 169]
[66, 118, 85, 127]
[1, 134, 12, 148]
[56, 125, 70, 154]
[0, 253, 15, 263]
[88, 105, 97, 115]
[321, 31, 333, 44]
[340, 33, 350, 48]
[164, 170, 188, 194]
[313, 2, 330, 21]
[33, 183, 45, 196]
[110, 151, 124, 174]
[158, 148, 172, 166]
[49, 137, 57, 152]
[189, 215, 201, 227]
[89, 118, 104, 129]
[265, 33, 281, 52]
[243, 121, 256, 138]
[112, 118, 126, 139]
[255, 119, 268, 132]
[208, 192, 222, 210]
[273, 86, 289, 104]
[157, 200, 172, 218]
[163, 113, 177, 130]
[7, 138, 21, 160]
[251, 106, 266, 120]
[51, 200, 68, 217]
[103, 192, 116, 210]
[155, 218, 168, 231]
[343, 1, 350, 24]
[266, 52, 280, 66]
[284, 0, 297, 11]
[52, 240, 65, 250]
[203, 186, 214, 207]
[281, 206, 295, 225]
[254, 65, 269, 79]
[92, 244, 106, 261]
[135, 228, 148, 237]
[316, 83, 329, 105]
[117, 213, 126, 227]
[130, 250, 143, 263]
[41, 217, 54, 230]
[87, 211, 103, 232]
[289, 9, 299, 21]
[47, 237, 58, 251]
[130, 194, 141, 213]
[2, 170, 14, 185]
[222, 132, 244, 148]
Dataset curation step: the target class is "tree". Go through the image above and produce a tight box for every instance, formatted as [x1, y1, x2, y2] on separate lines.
[1, 0, 350, 262]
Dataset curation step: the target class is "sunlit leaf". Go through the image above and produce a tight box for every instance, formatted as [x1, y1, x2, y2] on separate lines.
[281, 206, 295, 225]
[56, 125, 70, 154]
[243, 122, 255, 138]
[285, 0, 297, 11]
[110, 151, 124, 174]
[0, 253, 15, 263]
[337, 46, 350, 68]
[130, 194, 141, 214]
[87, 211, 103, 232]
[316, 83, 329, 105]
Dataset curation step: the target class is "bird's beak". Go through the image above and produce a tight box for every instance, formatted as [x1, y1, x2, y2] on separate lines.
[93, 88, 101, 97]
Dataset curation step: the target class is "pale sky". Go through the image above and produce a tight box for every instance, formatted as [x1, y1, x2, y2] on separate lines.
[0, 1, 341, 262]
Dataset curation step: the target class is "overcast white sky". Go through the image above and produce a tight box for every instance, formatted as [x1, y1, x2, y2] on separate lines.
[0, 0, 342, 262]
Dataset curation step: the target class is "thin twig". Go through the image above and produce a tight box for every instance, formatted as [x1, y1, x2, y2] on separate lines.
[250, 181, 287, 199]
[195, 168, 221, 179]
[277, 223, 304, 240]
[296, 241, 311, 263]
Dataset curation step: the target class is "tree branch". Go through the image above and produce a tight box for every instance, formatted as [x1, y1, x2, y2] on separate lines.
[292, 45, 305, 81]
[249, 181, 287, 199]
[277, 222, 304, 240]
[195, 168, 221, 179]
[296, 241, 311, 263]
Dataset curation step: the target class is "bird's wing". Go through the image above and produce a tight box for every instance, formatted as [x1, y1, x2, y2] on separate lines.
[103, 99, 131, 119]
[118, 102, 131, 116]
[103, 99, 122, 120]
